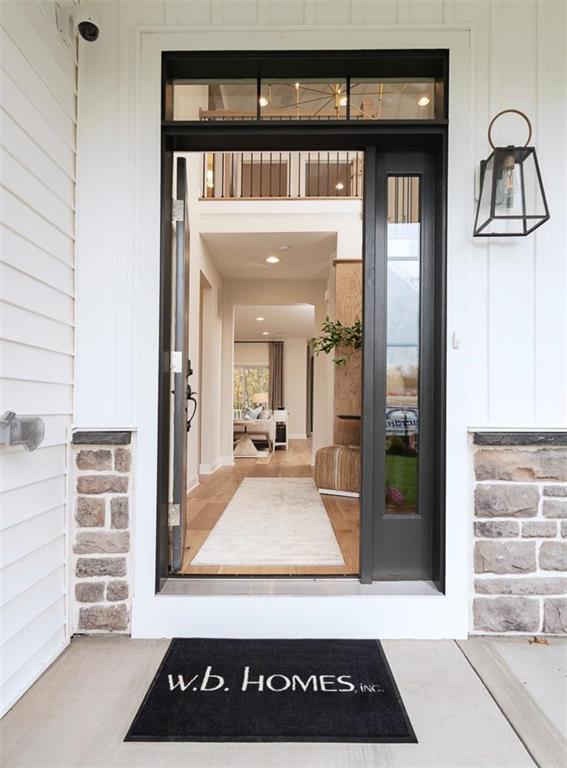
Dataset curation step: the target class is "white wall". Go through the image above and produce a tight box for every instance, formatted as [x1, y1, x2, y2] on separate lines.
[184, 156, 223, 483]
[284, 339, 308, 438]
[234, 343, 269, 366]
[0, 1, 76, 713]
[75, 0, 566, 432]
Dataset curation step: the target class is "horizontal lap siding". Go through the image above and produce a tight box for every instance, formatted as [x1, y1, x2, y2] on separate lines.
[0, 1, 76, 716]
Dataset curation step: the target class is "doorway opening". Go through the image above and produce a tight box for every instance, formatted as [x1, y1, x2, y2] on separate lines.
[176, 155, 363, 576]
[157, 50, 447, 590]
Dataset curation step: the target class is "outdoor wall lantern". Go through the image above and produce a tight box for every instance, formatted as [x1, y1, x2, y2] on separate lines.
[473, 109, 549, 237]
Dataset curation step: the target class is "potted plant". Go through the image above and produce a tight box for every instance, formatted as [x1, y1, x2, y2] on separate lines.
[310, 316, 362, 366]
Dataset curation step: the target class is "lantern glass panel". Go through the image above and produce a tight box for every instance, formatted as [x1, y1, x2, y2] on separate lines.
[475, 147, 549, 236]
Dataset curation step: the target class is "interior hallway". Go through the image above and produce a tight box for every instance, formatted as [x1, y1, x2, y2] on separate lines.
[182, 439, 359, 575]
[3, 635, 563, 768]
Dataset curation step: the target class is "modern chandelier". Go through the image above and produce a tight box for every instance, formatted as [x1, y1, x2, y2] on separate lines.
[259, 81, 421, 120]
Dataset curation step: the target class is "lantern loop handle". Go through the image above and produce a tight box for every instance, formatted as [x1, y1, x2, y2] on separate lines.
[488, 109, 532, 149]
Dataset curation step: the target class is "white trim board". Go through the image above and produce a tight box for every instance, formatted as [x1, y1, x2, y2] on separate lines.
[186, 474, 199, 494]
[131, 26, 473, 640]
[198, 456, 225, 475]
[319, 488, 360, 499]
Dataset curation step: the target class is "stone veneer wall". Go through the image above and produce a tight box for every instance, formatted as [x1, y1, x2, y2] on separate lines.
[473, 433, 567, 635]
[71, 431, 134, 633]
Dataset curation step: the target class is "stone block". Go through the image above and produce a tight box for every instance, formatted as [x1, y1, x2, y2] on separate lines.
[110, 497, 129, 529]
[76, 557, 126, 578]
[521, 521, 557, 538]
[107, 580, 129, 601]
[474, 521, 519, 538]
[77, 475, 128, 495]
[79, 604, 128, 632]
[561, 521, 567, 538]
[474, 541, 536, 574]
[75, 582, 104, 602]
[76, 449, 112, 471]
[543, 499, 567, 518]
[474, 485, 538, 518]
[474, 448, 567, 481]
[543, 485, 567, 497]
[540, 541, 567, 571]
[75, 497, 105, 527]
[114, 448, 131, 473]
[475, 577, 567, 595]
[73, 430, 131, 445]
[474, 432, 567, 447]
[73, 531, 129, 554]
[543, 599, 567, 634]
[473, 597, 539, 632]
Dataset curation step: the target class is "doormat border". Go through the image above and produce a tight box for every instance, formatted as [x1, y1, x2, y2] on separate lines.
[124, 638, 417, 744]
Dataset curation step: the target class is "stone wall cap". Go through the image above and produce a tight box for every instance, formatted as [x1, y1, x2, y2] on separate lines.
[72, 430, 132, 445]
[473, 432, 567, 447]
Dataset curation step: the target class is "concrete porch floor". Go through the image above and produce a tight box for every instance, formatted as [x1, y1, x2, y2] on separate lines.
[1, 636, 565, 768]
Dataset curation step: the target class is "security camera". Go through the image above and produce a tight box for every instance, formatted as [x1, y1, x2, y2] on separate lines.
[73, 10, 101, 42]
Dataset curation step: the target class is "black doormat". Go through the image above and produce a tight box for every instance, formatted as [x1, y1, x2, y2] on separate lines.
[125, 638, 416, 743]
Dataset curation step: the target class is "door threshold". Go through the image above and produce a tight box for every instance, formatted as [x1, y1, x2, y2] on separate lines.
[160, 577, 441, 597]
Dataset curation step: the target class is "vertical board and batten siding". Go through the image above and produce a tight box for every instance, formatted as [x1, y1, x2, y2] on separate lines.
[74, 0, 566, 431]
[0, 2, 76, 715]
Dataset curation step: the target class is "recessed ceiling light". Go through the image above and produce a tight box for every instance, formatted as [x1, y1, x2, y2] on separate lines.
[262, 331, 270, 336]
[256, 316, 265, 321]
[259, 96, 269, 107]
[266, 255, 280, 264]
[277, 245, 290, 251]
[417, 96, 431, 107]
[335, 182, 345, 190]
[339, 96, 347, 107]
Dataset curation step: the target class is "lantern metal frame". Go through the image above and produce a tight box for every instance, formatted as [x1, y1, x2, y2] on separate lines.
[473, 109, 550, 237]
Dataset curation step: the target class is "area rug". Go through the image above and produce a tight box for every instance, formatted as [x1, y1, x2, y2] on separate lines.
[125, 638, 417, 743]
[191, 477, 344, 566]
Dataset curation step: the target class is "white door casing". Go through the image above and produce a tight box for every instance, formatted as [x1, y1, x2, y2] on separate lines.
[131, 26, 473, 639]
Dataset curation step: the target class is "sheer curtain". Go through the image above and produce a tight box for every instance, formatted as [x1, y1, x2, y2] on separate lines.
[269, 341, 284, 410]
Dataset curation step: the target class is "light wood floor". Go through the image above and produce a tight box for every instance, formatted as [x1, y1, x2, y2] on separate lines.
[181, 439, 360, 575]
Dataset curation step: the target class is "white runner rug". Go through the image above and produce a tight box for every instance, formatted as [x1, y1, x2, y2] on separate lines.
[191, 477, 345, 566]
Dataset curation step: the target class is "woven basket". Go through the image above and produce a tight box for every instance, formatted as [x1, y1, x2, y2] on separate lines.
[315, 445, 360, 494]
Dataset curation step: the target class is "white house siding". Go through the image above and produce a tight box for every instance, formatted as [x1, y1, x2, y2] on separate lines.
[0, 2, 76, 714]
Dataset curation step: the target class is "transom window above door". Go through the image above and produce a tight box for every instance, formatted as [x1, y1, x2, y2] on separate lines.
[163, 50, 447, 123]
[173, 78, 437, 121]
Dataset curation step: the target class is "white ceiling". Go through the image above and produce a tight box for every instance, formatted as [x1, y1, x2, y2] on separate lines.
[201, 231, 336, 280]
[235, 304, 316, 340]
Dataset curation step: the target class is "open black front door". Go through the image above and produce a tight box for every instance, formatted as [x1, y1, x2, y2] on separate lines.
[156, 156, 190, 588]
[361, 150, 444, 583]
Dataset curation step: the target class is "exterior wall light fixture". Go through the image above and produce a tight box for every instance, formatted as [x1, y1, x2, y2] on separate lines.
[473, 109, 549, 237]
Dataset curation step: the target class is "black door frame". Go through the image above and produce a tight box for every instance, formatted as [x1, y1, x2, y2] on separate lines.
[156, 50, 448, 591]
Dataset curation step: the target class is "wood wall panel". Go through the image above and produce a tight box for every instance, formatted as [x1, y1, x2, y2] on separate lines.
[334, 261, 362, 445]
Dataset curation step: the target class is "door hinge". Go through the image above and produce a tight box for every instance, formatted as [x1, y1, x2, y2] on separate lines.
[170, 351, 182, 373]
[172, 199, 184, 222]
[168, 503, 181, 527]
